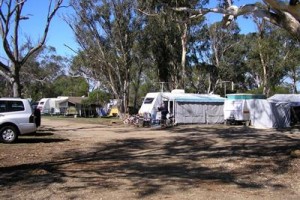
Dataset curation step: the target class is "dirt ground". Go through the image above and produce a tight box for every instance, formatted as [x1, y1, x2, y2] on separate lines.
[1, 117, 300, 200]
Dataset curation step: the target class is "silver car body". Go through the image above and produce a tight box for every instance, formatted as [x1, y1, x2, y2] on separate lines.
[0, 98, 37, 135]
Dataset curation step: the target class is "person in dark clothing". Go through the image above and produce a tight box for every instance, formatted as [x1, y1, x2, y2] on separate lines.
[158, 103, 168, 126]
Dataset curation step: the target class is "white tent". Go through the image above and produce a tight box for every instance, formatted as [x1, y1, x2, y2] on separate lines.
[268, 94, 300, 106]
[268, 94, 300, 124]
[247, 99, 290, 129]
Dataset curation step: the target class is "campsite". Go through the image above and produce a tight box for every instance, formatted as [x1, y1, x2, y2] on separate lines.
[1, 0, 300, 199]
[0, 117, 300, 199]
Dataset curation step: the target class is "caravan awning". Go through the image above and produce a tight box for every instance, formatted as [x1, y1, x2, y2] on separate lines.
[162, 93, 225, 103]
[175, 97, 225, 103]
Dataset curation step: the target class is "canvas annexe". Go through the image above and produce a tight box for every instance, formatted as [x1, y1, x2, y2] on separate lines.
[138, 90, 225, 125]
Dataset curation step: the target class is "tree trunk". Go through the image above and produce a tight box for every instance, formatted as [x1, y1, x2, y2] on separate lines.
[133, 60, 143, 112]
[12, 64, 22, 97]
[258, 44, 269, 97]
[180, 22, 188, 89]
[207, 73, 211, 94]
[291, 69, 298, 93]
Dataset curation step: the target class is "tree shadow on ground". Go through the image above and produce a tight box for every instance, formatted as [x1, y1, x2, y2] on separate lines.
[0, 125, 299, 198]
[16, 128, 69, 144]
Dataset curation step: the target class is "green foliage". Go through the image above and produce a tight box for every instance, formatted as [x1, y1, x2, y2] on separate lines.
[20, 46, 67, 101]
[186, 21, 249, 93]
[52, 76, 89, 97]
[143, 12, 180, 84]
[82, 90, 110, 106]
[245, 22, 292, 96]
[247, 85, 290, 96]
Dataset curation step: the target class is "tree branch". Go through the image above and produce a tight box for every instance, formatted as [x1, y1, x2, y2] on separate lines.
[0, 60, 10, 72]
[136, 8, 159, 16]
[13, 0, 25, 62]
[22, 0, 64, 64]
[171, 1, 300, 39]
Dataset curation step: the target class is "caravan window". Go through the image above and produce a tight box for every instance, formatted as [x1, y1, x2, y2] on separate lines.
[144, 98, 154, 104]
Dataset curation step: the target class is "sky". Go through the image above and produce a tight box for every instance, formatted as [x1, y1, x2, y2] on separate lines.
[20, 0, 77, 57]
[0, 0, 262, 60]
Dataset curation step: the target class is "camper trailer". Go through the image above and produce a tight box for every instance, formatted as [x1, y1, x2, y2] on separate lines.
[139, 90, 225, 125]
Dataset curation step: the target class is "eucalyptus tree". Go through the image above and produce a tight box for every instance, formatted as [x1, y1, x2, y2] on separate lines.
[186, 19, 249, 95]
[170, 0, 300, 95]
[142, 11, 181, 90]
[138, 0, 209, 90]
[68, 0, 143, 113]
[279, 28, 300, 93]
[286, 43, 300, 93]
[206, 22, 244, 94]
[0, 0, 64, 97]
[129, 27, 155, 111]
[246, 21, 292, 96]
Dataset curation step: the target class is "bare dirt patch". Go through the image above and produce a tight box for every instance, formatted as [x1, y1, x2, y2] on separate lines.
[1, 117, 300, 199]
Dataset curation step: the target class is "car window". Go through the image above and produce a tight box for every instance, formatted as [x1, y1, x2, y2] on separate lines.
[0, 100, 25, 113]
[9, 101, 25, 112]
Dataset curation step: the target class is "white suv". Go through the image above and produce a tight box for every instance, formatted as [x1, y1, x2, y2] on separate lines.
[0, 98, 41, 143]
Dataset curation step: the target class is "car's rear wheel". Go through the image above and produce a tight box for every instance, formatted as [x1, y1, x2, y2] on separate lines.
[0, 126, 18, 143]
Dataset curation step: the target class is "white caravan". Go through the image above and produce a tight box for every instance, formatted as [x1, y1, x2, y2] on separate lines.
[37, 97, 68, 114]
[138, 92, 163, 121]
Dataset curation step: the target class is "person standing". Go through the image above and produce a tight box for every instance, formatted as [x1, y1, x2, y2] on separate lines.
[158, 103, 168, 126]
